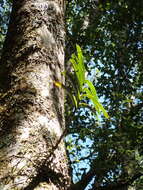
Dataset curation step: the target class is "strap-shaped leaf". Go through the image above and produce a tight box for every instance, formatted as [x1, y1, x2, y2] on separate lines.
[76, 44, 86, 88]
[82, 82, 109, 118]
[85, 80, 98, 99]
[70, 55, 81, 90]
[68, 44, 109, 119]
[70, 45, 86, 91]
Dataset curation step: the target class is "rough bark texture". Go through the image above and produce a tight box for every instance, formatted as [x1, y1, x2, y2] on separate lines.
[0, 0, 71, 189]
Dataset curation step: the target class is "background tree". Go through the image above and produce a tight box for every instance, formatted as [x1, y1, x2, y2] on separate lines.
[0, 0, 71, 189]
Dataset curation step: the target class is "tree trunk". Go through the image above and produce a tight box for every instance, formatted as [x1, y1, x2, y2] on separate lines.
[0, 0, 71, 189]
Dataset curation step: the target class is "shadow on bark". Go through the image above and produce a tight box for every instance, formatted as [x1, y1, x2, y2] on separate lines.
[24, 162, 64, 190]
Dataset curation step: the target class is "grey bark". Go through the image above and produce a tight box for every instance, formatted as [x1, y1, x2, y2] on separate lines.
[0, 0, 71, 189]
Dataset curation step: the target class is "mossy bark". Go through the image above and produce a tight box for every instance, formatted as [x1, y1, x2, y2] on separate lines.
[0, 0, 71, 189]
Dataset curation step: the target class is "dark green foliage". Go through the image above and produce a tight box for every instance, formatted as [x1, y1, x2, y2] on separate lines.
[66, 0, 143, 189]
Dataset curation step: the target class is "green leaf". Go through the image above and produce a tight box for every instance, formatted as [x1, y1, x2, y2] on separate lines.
[85, 80, 98, 99]
[68, 44, 109, 119]
[76, 44, 86, 86]
[70, 44, 86, 91]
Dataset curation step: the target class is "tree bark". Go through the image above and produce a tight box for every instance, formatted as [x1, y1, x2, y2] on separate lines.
[0, 0, 71, 189]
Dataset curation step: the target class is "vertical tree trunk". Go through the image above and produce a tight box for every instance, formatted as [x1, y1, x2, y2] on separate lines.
[0, 0, 71, 189]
